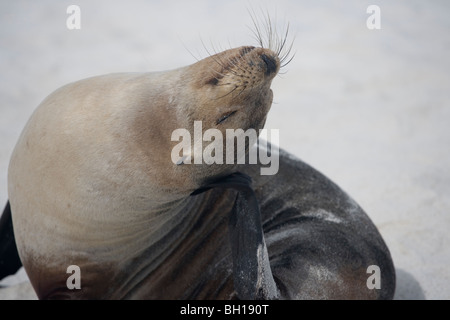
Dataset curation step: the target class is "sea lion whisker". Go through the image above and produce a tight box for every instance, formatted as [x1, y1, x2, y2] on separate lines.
[280, 45, 296, 69]
[214, 85, 239, 100]
[277, 30, 295, 70]
[205, 66, 239, 86]
[279, 37, 293, 62]
[280, 55, 295, 69]
[206, 37, 221, 56]
[201, 37, 235, 73]
[200, 37, 218, 59]
[247, 7, 265, 48]
[203, 52, 241, 80]
[247, 7, 295, 71]
[247, 25, 264, 49]
[234, 85, 248, 99]
[179, 37, 202, 63]
[224, 55, 248, 74]
[202, 43, 243, 78]
[251, 9, 275, 52]
[206, 68, 228, 79]
[250, 7, 276, 51]
[204, 40, 241, 75]
[276, 22, 289, 57]
[264, 11, 275, 51]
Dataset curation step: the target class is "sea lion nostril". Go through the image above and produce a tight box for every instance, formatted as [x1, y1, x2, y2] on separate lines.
[261, 54, 277, 75]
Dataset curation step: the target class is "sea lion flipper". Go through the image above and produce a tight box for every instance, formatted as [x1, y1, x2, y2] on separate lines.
[228, 189, 279, 300]
[192, 172, 279, 299]
[0, 201, 22, 280]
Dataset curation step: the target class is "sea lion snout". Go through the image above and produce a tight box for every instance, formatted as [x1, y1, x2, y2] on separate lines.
[238, 46, 279, 76]
[239, 46, 280, 80]
[191, 46, 280, 91]
[260, 53, 278, 76]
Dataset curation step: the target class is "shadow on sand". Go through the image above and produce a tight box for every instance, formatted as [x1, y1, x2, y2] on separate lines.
[394, 268, 426, 300]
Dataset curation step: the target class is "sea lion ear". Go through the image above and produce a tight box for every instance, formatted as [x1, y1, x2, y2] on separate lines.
[190, 172, 279, 300]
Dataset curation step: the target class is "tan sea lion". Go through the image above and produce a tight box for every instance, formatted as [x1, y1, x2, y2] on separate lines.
[1, 37, 395, 299]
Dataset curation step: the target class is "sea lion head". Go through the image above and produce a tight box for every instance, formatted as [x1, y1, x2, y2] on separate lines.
[185, 46, 279, 132]
[165, 46, 281, 189]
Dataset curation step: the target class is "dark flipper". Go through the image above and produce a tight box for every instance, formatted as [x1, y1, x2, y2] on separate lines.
[192, 172, 279, 299]
[0, 201, 22, 280]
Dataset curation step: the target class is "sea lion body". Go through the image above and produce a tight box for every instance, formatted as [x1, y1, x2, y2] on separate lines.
[6, 46, 395, 299]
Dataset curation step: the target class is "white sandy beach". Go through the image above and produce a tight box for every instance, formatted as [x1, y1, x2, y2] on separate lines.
[1, 0, 449, 299]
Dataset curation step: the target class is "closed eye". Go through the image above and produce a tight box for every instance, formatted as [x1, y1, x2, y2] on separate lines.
[216, 111, 237, 125]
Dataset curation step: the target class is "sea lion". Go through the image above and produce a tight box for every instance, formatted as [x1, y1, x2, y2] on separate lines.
[1, 40, 395, 299]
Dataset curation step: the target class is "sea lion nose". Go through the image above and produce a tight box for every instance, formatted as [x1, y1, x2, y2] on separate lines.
[260, 54, 278, 76]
